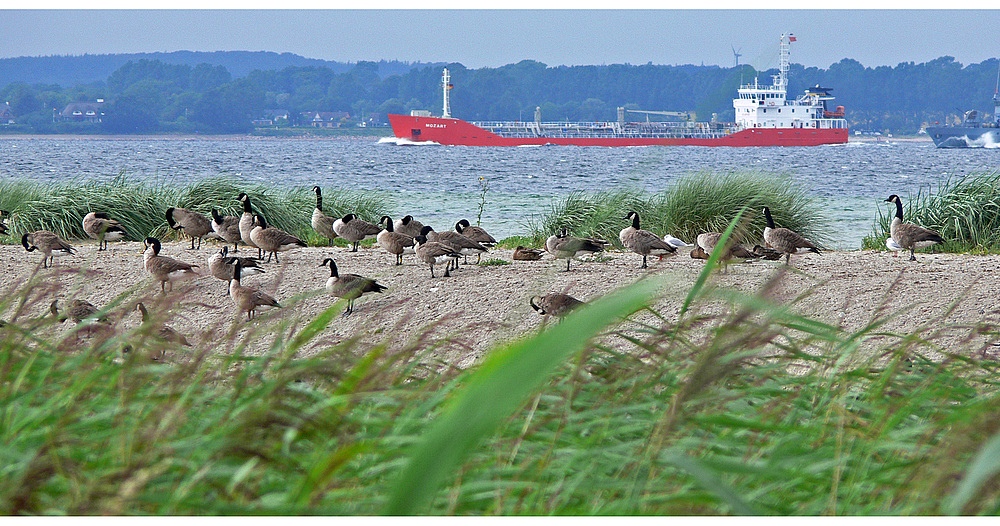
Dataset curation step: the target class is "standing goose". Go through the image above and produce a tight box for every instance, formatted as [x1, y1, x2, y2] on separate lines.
[545, 228, 609, 272]
[237, 192, 262, 258]
[421, 225, 487, 269]
[230, 260, 281, 321]
[208, 246, 265, 282]
[166, 207, 213, 250]
[211, 208, 242, 252]
[320, 258, 388, 315]
[455, 219, 496, 263]
[333, 213, 383, 252]
[394, 215, 425, 238]
[761, 207, 821, 265]
[413, 234, 462, 278]
[143, 237, 200, 294]
[884, 194, 945, 261]
[22, 231, 75, 268]
[513, 245, 545, 261]
[377, 215, 415, 266]
[311, 186, 338, 246]
[250, 214, 307, 264]
[530, 293, 584, 319]
[136, 302, 192, 349]
[82, 212, 127, 251]
[57, 299, 108, 324]
[620, 211, 676, 269]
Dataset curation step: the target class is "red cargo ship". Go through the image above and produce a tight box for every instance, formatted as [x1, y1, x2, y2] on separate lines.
[387, 34, 848, 147]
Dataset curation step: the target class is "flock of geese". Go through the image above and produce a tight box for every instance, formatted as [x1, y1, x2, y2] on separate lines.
[5, 190, 948, 351]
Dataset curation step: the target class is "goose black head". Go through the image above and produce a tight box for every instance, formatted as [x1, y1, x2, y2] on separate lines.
[144, 237, 161, 254]
[420, 225, 434, 236]
[21, 233, 34, 252]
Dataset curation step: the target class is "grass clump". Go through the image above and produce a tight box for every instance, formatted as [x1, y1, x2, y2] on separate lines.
[477, 258, 510, 266]
[526, 171, 828, 249]
[864, 171, 1000, 253]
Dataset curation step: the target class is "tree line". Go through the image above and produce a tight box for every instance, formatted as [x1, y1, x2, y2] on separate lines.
[1, 55, 997, 135]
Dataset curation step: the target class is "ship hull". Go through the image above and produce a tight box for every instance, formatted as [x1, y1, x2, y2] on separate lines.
[926, 126, 1000, 148]
[389, 115, 848, 147]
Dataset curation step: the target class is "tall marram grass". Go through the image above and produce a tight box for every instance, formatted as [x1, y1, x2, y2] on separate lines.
[0, 172, 391, 246]
[526, 171, 829, 249]
[864, 171, 1000, 253]
[4, 214, 1000, 515]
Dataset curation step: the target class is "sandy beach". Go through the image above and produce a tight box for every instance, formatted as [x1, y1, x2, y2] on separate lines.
[2, 236, 996, 367]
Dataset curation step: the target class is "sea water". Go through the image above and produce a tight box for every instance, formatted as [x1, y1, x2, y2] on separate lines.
[1, 136, 996, 249]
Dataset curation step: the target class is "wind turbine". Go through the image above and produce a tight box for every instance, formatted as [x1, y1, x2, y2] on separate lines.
[731, 45, 742, 68]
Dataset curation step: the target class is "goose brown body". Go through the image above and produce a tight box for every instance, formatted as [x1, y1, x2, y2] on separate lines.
[545, 228, 609, 271]
[620, 211, 675, 269]
[413, 234, 461, 278]
[885, 194, 945, 261]
[530, 293, 584, 318]
[166, 207, 213, 250]
[211, 209, 242, 252]
[422, 226, 487, 269]
[229, 261, 281, 320]
[393, 215, 425, 238]
[208, 246, 265, 282]
[377, 216, 415, 265]
[22, 231, 75, 268]
[311, 186, 338, 245]
[143, 237, 200, 293]
[513, 246, 545, 261]
[761, 207, 820, 265]
[83, 212, 127, 251]
[333, 214, 383, 252]
[136, 302, 192, 349]
[249, 214, 307, 263]
[320, 258, 387, 315]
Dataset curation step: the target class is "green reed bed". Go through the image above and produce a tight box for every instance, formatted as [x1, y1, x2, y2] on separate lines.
[526, 171, 830, 249]
[3, 224, 1000, 515]
[0, 172, 391, 246]
[864, 170, 1000, 253]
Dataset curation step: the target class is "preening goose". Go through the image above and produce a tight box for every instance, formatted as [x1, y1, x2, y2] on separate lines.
[884, 194, 945, 261]
[455, 219, 496, 263]
[333, 213, 382, 252]
[513, 245, 545, 261]
[695, 232, 756, 273]
[237, 193, 262, 258]
[413, 234, 461, 278]
[761, 206, 820, 265]
[211, 208, 242, 252]
[143, 237, 200, 293]
[57, 299, 108, 324]
[136, 302, 192, 349]
[166, 207, 213, 250]
[82, 212, 127, 251]
[230, 261, 281, 320]
[620, 211, 676, 269]
[311, 186, 338, 246]
[422, 225, 487, 269]
[545, 228, 609, 272]
[377, 215, 416, 266]
[530, 293, 584, 318]
[208, 246, 265, 282]
[320, 258, 387, 315]
[394, 215, 425, 238]
[249, 214, 307, 264]
[22, 231, 75, 268]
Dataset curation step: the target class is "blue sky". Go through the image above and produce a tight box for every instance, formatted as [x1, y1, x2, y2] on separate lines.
[3, 7, 999, 70]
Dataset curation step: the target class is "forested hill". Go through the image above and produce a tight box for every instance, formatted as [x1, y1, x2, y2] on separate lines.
[0, 51, 443, 88]
[1, 52, 997, 135]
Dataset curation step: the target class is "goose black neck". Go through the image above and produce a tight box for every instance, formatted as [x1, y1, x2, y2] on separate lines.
[242, 197, 252, 213]
[892, 198, 903, 220]
[763, 208, 775, 229]
[383, 216, 394, 232]
[21, 234, 32, 251]
[233, 261, 242, 281]
[329, 260, 339, 278]
[316, 194, 323, 211]
[212, 209, 222, 222]
[631, 213, 641, 230]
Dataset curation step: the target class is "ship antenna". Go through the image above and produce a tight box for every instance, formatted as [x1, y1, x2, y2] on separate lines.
[442, 68, 452, 119]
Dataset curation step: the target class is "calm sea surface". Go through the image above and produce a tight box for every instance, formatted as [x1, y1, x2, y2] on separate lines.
[1, 136, 997, 249]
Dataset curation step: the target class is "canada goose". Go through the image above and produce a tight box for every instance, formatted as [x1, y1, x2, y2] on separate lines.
[136, 302, 192, 349]
[884, 194, 946, 261]
[250, 214, 307, 263]
[143, 237, 200, 293]
[333, 213, 383, 252]
[237, 192, 262, 258]
[165, 207, 213, 250]
[211, 208, 242, 252]
[0, 210, 9, 236]
[690, 246, 710, 260]
[663, 233, 692, 248]
[82, 211, 127, 251]
[377, 215, 416, 265]
[394, 215, 425, 238]
[311, 186, 338, 246]
[761, 207, 821, 265]
[230, 260, 281, 320]
[695, 232, 756, 272]
[52, 299, 118, 347]
[455, 219, 496, 263]
[530, 293, 584, 318]
[320, 258, 388, 315]
[207, 246, 265, 282]
[513, 246, 545, 261]
[545, 228, 609, 272]
[54, 299, 109, 324]
[413, 234, 462, 278]
[620, 211, 676, 269]
[421, 225, 487, 269]
[22, 231, 75, 268]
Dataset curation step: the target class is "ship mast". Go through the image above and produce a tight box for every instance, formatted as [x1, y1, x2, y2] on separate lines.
[773, 34, 793, 92]
[442, 69, 452, 119]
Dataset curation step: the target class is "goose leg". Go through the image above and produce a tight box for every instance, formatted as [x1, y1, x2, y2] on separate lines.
[641, 255, 648, 269]
[564, 258, 571, 272]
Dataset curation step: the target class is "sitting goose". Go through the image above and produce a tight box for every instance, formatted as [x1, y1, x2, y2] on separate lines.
[545, 228, 609, 272]
[333, 213, 383, 252]
[530, 293, 585, 319]
[207, 246, 265, 282]
[413, 234, 462, 278]
[377, 215, 416, 266]
[884, 194, 945, 261]
[166, 207, 213, 250]
[229, 261, 281, 321]
[22, 231, 75, 268]
[211, 208, 242, 252]
[620, 211, 676, 269]
[761, 206, 821, 266]
[320, 258, 388, 315]
[311, 186, 338, 246]
[82, 211, 127, 251]
[513, 245, 545, 261]
[143, 237, 200, 294]
[249, 214, 307, 263]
